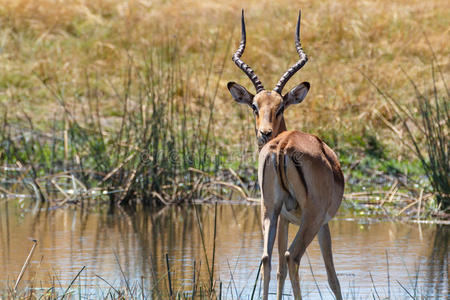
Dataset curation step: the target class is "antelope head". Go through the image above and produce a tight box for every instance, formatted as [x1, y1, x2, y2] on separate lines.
[227, 10, 310, 149]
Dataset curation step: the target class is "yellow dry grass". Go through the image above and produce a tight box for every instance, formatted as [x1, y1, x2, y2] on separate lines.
[0, 0, 448, 151]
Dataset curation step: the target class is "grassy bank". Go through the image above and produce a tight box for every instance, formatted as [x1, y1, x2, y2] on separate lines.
[0, 0, 448, 216]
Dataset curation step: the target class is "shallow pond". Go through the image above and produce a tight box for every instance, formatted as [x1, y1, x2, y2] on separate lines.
[0, 201, 448, 298]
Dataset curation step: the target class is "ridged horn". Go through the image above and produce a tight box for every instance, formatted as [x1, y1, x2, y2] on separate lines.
[232, 10, 265, 93]
[273, 10, 308, 95]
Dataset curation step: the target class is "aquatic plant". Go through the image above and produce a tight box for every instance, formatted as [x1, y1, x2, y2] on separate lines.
[0, 42, 238, 206]
[366, 60, 449, 212]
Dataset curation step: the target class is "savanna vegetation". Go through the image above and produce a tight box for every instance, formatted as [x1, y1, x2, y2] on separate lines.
[0, 0, 448, 217]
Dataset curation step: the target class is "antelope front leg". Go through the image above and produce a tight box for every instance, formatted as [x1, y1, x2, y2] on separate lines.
[261, 204, 279, 300]
[276, 215, 289, 300]
[318, 223, 342, 300]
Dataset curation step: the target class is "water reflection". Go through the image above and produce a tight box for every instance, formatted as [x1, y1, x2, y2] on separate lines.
[0, 201, 448, 298]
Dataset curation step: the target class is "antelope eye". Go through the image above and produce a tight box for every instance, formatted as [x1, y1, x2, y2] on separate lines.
[276, 105, 284, 117]
[251, 104, 259, 114]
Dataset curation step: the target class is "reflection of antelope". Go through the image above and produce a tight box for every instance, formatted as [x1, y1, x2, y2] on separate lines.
[227, 10, 344, 300]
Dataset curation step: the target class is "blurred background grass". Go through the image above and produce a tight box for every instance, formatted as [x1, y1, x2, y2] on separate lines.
[0, 0, 447, 129]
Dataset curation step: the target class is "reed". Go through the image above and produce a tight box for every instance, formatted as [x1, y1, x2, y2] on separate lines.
[61, 266, 85, 300]
[5, 254, 439, 299]
[0, 42, 230, 206]
[402, 65, 449, 211]
[13, 240, 38, 292]
[365, 60, 449, 212]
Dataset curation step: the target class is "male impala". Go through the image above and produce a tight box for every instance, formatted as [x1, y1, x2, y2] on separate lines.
[227, 10, 344, 300]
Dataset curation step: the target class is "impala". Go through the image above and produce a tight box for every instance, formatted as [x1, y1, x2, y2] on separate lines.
[227, 10, 344, 300]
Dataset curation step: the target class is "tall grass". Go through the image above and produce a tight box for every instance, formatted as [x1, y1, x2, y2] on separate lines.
[0, 42, 230, 205]
[5, 254, 442, 299]
[367, 61, 449, 212]
[402, 65, 449, 211]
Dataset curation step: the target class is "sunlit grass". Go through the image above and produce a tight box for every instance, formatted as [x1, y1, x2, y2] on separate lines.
[0, 0, 448, 210]
[0, 0, 447, 139]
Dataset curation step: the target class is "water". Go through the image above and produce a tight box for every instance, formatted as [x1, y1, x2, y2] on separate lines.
[0, 201, 448, 299]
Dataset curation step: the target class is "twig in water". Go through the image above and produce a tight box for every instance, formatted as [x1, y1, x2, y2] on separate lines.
[226, 259, 238, 299]
[149, 254, 162, 299]
[61, 266, 85, 300]
[101, 152, 136, 183]
[14, 239, 38, 291]
[152, 191, 170, 205]
[166, 253, 173, 299]
[417, 189, 423, 220]
[211, 180, 248, 199]
[189, 167, 248, 199]
[95, 274, 120, 295]
[250, 260, 262, 300]
[306, 252, 323, 300]
[369, 271, 380, 300]
[397, 199, 420, 216]
[228, 167, 249, 196]
[114, 251, 132, 296]
[194, 205, 212, 289]
[396, 280, 415, 299]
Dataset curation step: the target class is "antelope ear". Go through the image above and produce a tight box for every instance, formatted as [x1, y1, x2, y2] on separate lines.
[227, 82, 254, 105]
[283, 82, 310, 108]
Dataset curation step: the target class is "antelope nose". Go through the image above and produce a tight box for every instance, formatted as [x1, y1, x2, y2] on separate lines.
[260, 129, 272, 137]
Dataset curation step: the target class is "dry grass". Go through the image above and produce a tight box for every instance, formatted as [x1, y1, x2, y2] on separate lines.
[0, 1, 448, 206]
[0, 0, 448, 142]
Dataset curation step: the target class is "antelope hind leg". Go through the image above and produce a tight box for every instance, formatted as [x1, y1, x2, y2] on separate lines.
[285, 214, 324, 300]
[318, 223, 342, 300]
[276, 215, 289, 300]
